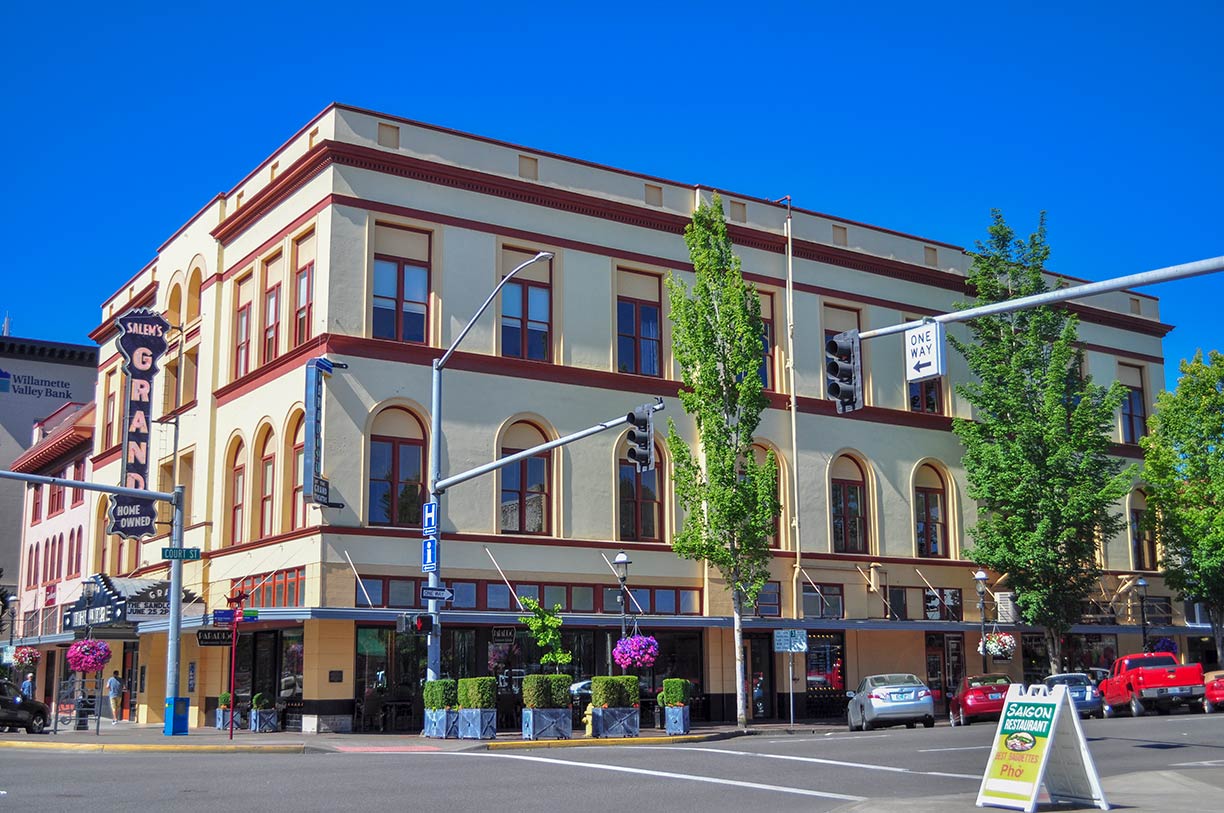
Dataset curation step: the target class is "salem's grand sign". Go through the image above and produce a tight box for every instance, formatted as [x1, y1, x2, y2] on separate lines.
[107, 308, 170, 540]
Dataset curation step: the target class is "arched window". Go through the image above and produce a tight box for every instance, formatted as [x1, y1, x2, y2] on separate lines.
[500, 422, 550, 535]
[56, 532, 65, 579]
[369, 408, 426, 527]
[256, 429, 276, 539]
[42, 539, 50, 583]
[830, 456, 868, 554]
[27, 545, 36, 588]
[167, 283, 183, 327]
[915, 464, 948, 558]
[288, 414, 306, 531]
[186, 268, 202, 323]
[76, 524, 84, 575]
[619, 442, 663, 542]
[227, 440, 247, 546]
[1130, 491, 1156, 570]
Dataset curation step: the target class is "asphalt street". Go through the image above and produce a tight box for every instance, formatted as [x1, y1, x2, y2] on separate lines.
[2, 714, 1221, 812]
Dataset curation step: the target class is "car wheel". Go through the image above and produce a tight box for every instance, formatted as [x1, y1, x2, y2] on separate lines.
[1102, 702, 1116, 719]
[948, 709, 958, 727]
[906, 721, 916, 729]
[847, 707, 859, 731]
[861, 717, 874, 731]
[923, 715, 935, 728]
[1093, 711, 1104, 720]
[1205, 698, 1217, 714]
[26, 713, 46, 735]
[961, 710, 971, 726]
[1130, 695, 1145, 717]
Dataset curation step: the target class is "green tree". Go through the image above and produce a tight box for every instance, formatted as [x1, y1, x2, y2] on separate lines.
[517, 596, 572, 673]
[949, 210, 1132, 674]
[1140, 350, 1224, 664]
[666, 194, 780, 729]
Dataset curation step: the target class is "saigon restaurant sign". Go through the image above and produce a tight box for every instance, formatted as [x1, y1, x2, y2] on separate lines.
[107, 308, 170, 541]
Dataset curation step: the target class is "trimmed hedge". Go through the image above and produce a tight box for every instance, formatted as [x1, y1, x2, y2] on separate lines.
[458, 676, 497, 709]
[592, 675, 640, 707]
[662, 678, 692, 707]
[423, 679, 458, 710]
[522, 674, 572, 709]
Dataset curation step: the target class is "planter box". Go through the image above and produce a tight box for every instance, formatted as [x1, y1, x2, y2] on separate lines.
[664, 705, 691, 735]
[522, 707, 572, 740]
[592, 707, 640, 738]
[423, 708, 459, 739]
[215, 709, 235, 730]
[249, 709, 278, 733]
[458, 708, 497, 740]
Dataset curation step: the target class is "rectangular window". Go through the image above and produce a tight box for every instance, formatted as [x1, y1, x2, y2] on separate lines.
[500, 247, 551, 361]
[1146, 595, 1173, 626]
[516, 584, 540, 605]
[887, 587, 908, 621]
[452, 582, 477, 609]
[654, 590, 676, 615]
[617, 298, 661, 376]
[373, 257, 429, 343]
[292, 442, 305, 530]
[48, 481, 64, 516]
[231, 464, 245, 546]
[293, 231, 316, 347]
[831, 479, 867, 553]
[104, 370, 117, 447]
[909, 379, 942, 414]
[571, 586, 594, 612]
[500, 452, 548, 534]
[357, 578, 384, 607]
[1119, 364, 1146, 443]
[602, 587, 622, 614]
[915, 487, 946, 558]
[368, 437, 424, 527]
[1131, 509, 1156, 570]
[803, 584, 844, 619]
[234, 276, 253, 380]
[31, 485, 42, 523]
[619, 461, 660, 541]
[759, 295, 775, 390]
[543, 585, 567, 610]
[388, 579, 415, 608]
[629, 588, 650, 614]
[234, 567, 305, 608]
[259, 454, 275, 539]
[823, 306, 861, 400]
[262, 284, 280, 364]
[72, 460, 85, 505]
[924, 588, 963, 621]
[487, 583, 511, 610]
[756, 582, 781, 617]
[679, 589, 700, 614]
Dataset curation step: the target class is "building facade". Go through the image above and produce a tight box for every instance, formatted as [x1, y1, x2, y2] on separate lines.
[66, 104, 1189, 731]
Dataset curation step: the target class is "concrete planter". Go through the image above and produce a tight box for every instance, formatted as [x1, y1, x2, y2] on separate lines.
[215, 709, 234, 730]
[458, 708, 497, 739]
[664, 705, 690, 735]
[423, 708, 459, 738]
[591, 707, 640, 738]
[249, 709, 278, 732]
[522, 707, 572, 740]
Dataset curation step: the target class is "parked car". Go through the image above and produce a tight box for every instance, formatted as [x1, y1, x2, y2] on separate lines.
[0, 679, 48, 734]
[568, 677, 654, 708]
[1099, 652, 1204, 717]
[1203, 670, 1224, 714]
[1043, 672, 1103, 719]
[948, 673, 1013, 726]
[846, 673, 935, 731]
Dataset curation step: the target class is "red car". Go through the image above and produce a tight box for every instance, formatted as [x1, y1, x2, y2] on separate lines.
[1205, 670, 1224, 713]
[948, 673, 1013, 726]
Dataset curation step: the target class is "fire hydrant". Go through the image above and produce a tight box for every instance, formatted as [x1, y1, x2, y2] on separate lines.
[582, 703, 594, 737]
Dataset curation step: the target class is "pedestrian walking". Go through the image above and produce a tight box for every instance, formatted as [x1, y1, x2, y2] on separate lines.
[19, 672, 35, 699]
[106, 671, 124, 724]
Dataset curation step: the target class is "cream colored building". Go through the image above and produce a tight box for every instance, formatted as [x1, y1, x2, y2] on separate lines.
[76, 103, 1183, 732]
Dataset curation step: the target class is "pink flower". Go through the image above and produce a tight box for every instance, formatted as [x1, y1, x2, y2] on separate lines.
[613, 634, 658, 668]
[66, 639, 112, 673]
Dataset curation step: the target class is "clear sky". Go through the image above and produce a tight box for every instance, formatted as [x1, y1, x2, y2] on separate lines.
[1, 1, 1219, 391]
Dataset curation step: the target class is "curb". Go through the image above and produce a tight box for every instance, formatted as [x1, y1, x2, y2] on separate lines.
[0, 739, 305, 754]
[483, 730, 747, 750]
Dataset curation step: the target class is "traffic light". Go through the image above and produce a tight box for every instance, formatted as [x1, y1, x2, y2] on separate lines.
[626, 405, 655, 472]
[825, 329, 863, 413]
[399, 613, 433, 634]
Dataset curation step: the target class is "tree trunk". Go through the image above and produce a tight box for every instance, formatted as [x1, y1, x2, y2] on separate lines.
[732, 589, 747, 731]
[1211, 607, 1224, 670]
[1045, 629, 1063, 676]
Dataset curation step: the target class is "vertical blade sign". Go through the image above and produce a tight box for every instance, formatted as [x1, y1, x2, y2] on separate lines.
[108, 308, 170, 540]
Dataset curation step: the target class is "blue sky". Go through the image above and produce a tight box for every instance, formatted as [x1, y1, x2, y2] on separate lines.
[1, 2, 1219, 391]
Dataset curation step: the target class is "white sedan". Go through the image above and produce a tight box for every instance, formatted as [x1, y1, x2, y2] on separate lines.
[846, 673, 936, 731]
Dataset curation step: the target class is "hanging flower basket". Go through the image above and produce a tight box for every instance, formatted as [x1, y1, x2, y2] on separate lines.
[978, 632, 1016, 658]
[66, 639, 113, 673]
[13, 646, 42, 668]
[1152, 636, 1178, 655]
[613, 634, 658, 669]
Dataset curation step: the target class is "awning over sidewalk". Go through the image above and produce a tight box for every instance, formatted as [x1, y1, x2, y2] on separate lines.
[63, 574, 202, 633]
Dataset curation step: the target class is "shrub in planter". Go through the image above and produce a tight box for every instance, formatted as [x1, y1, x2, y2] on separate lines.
[216, 691, 234, 729]
[457, 676, 497, 739]
[249, 692, 278, 733]
[591, 675, 640, 737]
[422, 678, 459, 739]
[662, 678, 692, 735]
[522, 674, 573, 740]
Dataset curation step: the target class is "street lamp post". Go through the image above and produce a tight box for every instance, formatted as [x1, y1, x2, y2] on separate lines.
[974, 570, 989, 673]
[426, 250, 553, 682]
[613, 550, 630, 675]
[1137, 577, 1149, 652]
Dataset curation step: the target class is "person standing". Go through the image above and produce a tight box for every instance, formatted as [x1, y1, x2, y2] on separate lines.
[19, 672, 35, 699]
[106, 671, 124, 724]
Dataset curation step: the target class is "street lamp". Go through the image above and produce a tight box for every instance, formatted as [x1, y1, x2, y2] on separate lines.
[613, 550, 631, 676]
[974, 569, 989, 673]
[81, 578, 97, 640]
[425, 250, 554, 682]
[1136, 577, 1149, 652]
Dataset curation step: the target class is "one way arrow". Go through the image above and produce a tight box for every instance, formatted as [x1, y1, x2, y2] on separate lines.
[912, 360, 932, 373]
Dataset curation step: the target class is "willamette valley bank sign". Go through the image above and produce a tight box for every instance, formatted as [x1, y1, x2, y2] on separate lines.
[106, 308, 170, 540]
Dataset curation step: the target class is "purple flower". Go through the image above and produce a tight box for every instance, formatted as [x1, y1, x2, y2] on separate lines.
[613, 634, 658, 668]
[66, 639, 112, 673]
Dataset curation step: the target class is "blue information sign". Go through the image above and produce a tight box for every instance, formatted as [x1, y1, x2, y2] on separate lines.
[212, 609, 235, 625]
[422, 536, 438, 573]
[423, 501, 438, 534]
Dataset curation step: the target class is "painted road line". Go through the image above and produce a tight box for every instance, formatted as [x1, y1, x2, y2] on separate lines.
[916, 745, 992, 752]
[1169, 759, 1224, 767]
[765, 734, 892, 744]
[637, 745, 980, 781]
[470, 752, 866, 802]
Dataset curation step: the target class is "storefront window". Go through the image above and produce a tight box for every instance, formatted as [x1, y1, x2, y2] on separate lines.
[355, 626, 428, 733]
[805, 632, 846, 718]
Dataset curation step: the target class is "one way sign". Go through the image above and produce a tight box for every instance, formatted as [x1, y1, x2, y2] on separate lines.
[904, 322, 946, 384]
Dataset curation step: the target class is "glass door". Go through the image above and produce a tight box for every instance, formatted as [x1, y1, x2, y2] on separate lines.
[745, 635, 774, 719]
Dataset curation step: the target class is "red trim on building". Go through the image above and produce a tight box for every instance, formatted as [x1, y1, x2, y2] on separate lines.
[90, 444, 122, 468]
[212, 334, 326, 407]
[89, 281, 160, 344]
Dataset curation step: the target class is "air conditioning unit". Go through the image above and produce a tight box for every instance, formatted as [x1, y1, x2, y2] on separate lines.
[996, 592, 1017, 624]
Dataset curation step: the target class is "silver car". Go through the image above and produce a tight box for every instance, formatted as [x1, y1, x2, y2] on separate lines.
[847, 673, 935, 731]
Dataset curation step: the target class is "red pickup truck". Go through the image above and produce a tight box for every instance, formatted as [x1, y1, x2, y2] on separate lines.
[1100, 653, 1204, 717]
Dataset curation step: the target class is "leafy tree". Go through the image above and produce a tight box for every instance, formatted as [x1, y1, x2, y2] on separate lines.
[949, 210, 1133, 674]
[517, 596, 572, 673]
[1140, 350, 1224, 666]
[666, 194, 780, 729]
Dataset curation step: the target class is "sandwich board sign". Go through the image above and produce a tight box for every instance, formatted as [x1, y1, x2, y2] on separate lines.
[976, 683, 1108, 812]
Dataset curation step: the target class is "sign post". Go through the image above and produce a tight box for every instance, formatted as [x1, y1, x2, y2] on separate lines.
[976, 683, 1108, 812]
[773, 630, 808, 727]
